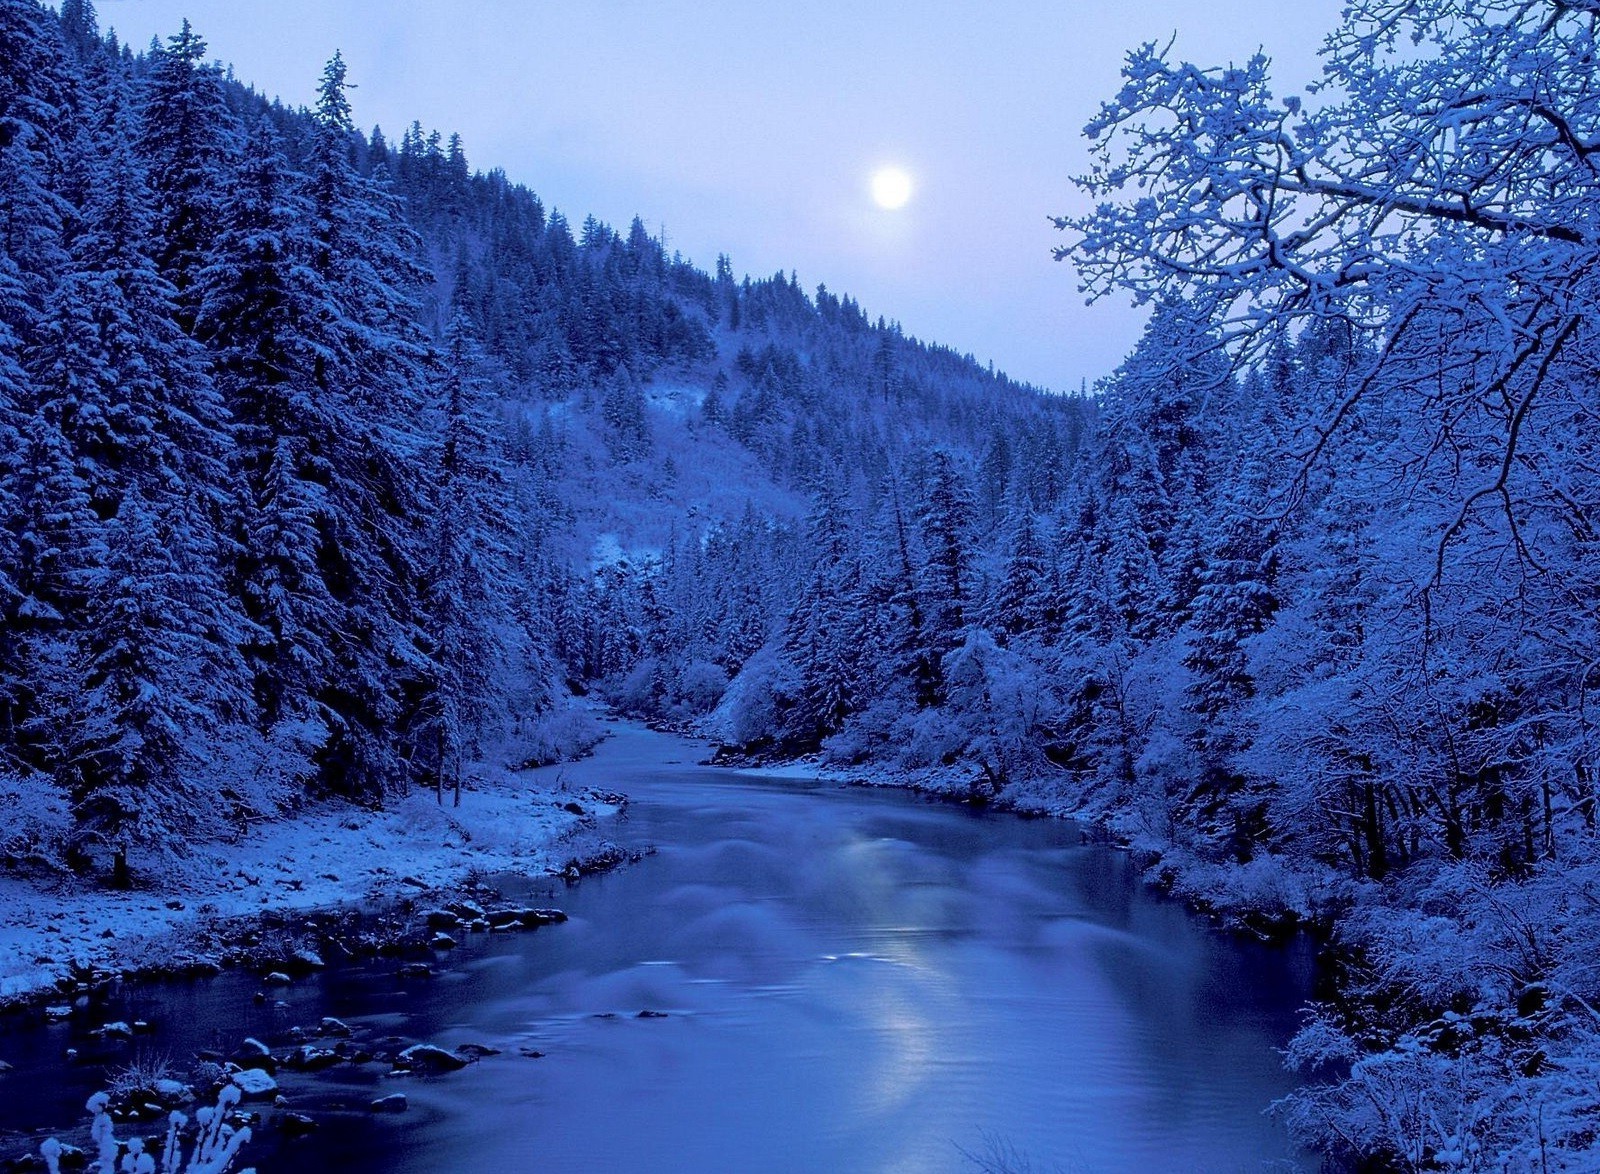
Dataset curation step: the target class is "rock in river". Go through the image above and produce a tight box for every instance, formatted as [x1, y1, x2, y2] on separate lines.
[396, 1044, 468, 1072]
[230, 1068, 278, 1098]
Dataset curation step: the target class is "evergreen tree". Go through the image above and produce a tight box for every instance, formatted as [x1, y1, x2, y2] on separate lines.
[782, 484, 863, 747]
[194, 117, 338, 729]
[988, 497, 1048, 645]
[57, 0, 98, 59]
[915, 449, 974, 697]
[420, 312, 518, 804]
[138, 18, 238, 326]
[64, 489, 234, 884]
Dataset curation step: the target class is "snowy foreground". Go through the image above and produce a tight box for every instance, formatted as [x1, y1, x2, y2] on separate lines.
[0, 745, 627, 1003]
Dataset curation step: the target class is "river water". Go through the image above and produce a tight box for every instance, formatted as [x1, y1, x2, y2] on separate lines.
[1, 722, 1316, 1172]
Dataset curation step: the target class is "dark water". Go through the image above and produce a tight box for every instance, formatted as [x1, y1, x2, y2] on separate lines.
[0, 725, 1315, 1172]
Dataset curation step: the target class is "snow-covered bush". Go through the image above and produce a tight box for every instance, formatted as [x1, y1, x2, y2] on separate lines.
[706, 644, 797, 749]
[937, 628, 1055, 789]
[42, 1085, 252, 1174]
[505, 704, 606, 769]
[671, 659, 730, 717]
[0, 770, 72, 870]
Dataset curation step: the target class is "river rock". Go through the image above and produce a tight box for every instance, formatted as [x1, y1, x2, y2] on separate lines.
[396, 1044, 468, 1072]
[454, 1043, 500, 1059]
[288, 948, 325, 973]
[280, 1111, 318, 1138]
[370, 1093, 407, 1113]
[319, 1017, 353, 1038]
[233, 1039, 276, 1073]
[429, 933, 457, 949]
[424, 910, 460, 930]
[397, 962, 433, 978]
[262, 971, 293, 986]
[230, 1068, 278, 1098]
[289, 1046, 341, 1072]
[487, 907, 567, 930]
[93, 1021, 133, 1039]
[178, 955, 223, 978]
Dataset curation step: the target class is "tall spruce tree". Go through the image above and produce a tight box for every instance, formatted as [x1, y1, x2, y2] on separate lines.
[138, 19, 237, 327]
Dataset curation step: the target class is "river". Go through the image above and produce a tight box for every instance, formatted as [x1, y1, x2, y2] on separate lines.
[0, 721, 1315, 1172]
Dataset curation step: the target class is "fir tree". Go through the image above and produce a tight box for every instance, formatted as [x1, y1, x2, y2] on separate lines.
[138, 18, 238, 326]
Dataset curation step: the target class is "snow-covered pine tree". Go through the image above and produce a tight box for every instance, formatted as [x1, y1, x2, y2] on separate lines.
[193, 116, 340, 734]
[420, 311, 520, 804]
[60, 488, 225, 884]
[137, 18, 238, 329]
[782, 482, 864, 748]
[914, 449, 974, 700]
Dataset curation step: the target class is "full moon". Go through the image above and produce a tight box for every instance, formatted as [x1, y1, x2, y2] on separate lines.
[870, 166, 914, 210]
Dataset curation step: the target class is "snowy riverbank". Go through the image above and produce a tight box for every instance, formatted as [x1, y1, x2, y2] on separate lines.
[0, 742, 630, 1004]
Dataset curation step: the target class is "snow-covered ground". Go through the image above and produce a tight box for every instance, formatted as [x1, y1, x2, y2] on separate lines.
[0, 758, 623, 1002]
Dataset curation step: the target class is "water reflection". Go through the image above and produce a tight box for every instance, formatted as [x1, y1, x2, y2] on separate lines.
[0, 730, 1314, 1172]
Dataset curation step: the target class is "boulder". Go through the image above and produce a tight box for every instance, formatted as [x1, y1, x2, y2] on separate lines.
[279, 1112, 318, 1138]
[369, 1094, 407, 1113]
[396, 1044, 468, 1073]
[289, 1046, 342, 1072]
[229, 1068, 278, 1098]
[233, 1038, 275, 1074]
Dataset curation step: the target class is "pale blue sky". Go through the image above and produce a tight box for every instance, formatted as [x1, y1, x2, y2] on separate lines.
[96, 0, 1342, 391]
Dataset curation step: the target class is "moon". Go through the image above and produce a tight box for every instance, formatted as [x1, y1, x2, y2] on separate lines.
[870, 166, 914, 210]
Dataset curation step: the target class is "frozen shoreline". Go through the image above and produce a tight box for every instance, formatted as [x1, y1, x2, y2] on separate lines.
[0, 749, 629, 1005]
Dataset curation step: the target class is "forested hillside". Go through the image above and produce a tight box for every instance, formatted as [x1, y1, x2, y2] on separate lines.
[0, 0, 1076, 878]
[4, 0, 1598, 1167]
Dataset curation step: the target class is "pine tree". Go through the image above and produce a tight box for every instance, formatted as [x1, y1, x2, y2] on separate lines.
[138, 18, 238, 326]
[57, 0, 99, 60]
[64, 489, 234, 884]
[4, 408, 99, 769]
[194, 118, 344, 743]
[782, 484, 864, 747]
[989, 497, 1048, 645]
[420, 313, 518, 805]
[915, 449, 974, 697]
[62, 72, 232, 513]
[600, 364, 650, 461]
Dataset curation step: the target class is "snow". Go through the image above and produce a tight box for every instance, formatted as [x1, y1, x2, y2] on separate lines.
[228, 1069, 276, 1097]
[0, 755, 621, 1000]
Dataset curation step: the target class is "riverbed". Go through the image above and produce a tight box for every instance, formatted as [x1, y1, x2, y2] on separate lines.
[1, 721, 1315, 1171]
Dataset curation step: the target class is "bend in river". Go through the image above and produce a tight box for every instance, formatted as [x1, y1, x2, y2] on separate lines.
[2, 721, 1315, 1172]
